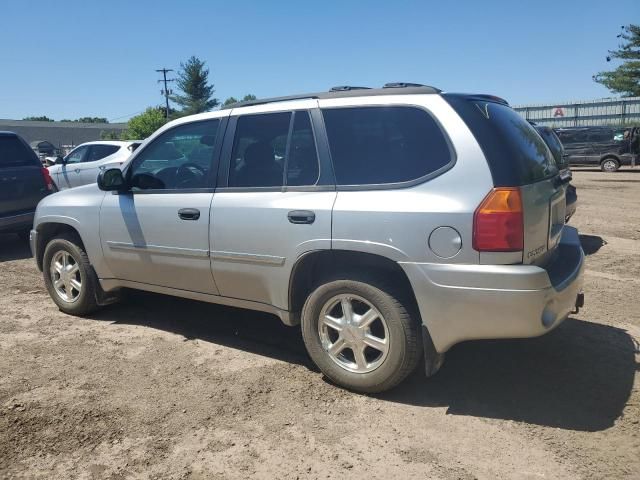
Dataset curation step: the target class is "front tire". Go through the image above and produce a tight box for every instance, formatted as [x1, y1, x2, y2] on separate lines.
[42, 234, 100, 316]
[601, 157, 619, 172]
[301, 277, 422, 393]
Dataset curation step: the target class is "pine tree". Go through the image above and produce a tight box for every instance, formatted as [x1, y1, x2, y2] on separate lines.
[594, 25, 640, 97]
[171, 56, 219, 115]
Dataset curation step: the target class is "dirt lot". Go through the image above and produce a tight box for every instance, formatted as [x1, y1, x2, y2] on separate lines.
[1, 170, 639, 479]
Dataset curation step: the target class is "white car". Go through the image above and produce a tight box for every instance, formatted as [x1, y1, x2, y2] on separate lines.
[48, 141, 141, 190]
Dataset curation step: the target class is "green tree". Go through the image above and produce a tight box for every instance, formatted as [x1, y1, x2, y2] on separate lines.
[594, 25, 640, 97]
[171, 56, 219, 115]
[23, 116, 53, 121]
[61, 117, 109, 123]
[121, 107, 166, 140]
[222, 94, 257, 107]
[77, 117, 109, 123]
[100, 130, 121, 140]
[223, 96, 239, 107]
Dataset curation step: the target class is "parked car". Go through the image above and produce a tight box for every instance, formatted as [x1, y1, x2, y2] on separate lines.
[30, 84, 585, 393]
[47, 140, 141, 190]
[554, 126, 631, 172]
[533, 125, 577, 222]
[0, 132, 54, 239]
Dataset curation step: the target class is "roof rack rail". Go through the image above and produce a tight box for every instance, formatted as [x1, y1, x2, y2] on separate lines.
[220, 84, 442, 110]
[383, 82, 431, 89]
[329, 86, 371, 92]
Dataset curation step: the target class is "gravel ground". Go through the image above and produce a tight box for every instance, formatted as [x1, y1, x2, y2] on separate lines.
[1, 169, 639, 479]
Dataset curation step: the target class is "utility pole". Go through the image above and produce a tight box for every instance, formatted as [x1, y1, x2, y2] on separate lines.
[156, 68, 175, 119]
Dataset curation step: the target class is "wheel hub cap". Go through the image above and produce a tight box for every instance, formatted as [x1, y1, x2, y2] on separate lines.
[50, 250, 82, 303]
[318, 294, 390, 374]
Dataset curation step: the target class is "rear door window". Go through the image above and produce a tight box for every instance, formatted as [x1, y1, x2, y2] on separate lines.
[228, 112, 291, 188]
[0, 135, 38, 168]
[86, 144, 120, 162]
[287, 111, 320, 186]
[322, 106, 452, 186]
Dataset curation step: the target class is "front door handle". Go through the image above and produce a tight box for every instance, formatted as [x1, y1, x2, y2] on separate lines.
[288, 210, 315, 224]
[178, 208, 201, 220]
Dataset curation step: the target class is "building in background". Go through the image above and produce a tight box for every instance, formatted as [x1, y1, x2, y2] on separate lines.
[514, 97, 640, 127]
[0, 119, 127, 155]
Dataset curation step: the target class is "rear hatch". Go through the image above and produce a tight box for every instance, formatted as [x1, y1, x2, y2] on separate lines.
[444, 94, 565, 266]
[0, 134, 49, 217]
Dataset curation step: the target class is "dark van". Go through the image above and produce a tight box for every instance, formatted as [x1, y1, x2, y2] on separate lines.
[0, 132, 54, 239]
[554, 126, 630, 172]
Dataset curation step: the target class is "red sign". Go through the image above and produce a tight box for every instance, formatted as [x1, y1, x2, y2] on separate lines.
[553, 107, 565, 117]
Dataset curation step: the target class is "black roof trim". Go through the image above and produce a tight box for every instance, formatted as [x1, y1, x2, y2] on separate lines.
[330, 86, 371, 92]
[220, 85, 442, 110]
[383, 82, 430, 88]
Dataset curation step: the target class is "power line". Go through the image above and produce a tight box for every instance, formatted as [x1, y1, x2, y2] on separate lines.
[156, 68, 175, 119]
[108, 109, 146, 122]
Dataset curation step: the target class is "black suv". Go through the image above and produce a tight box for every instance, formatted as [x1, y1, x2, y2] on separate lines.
[534, 125, 577, 221]
[554, 126, 629, 172]
[0, 132, 54, 239]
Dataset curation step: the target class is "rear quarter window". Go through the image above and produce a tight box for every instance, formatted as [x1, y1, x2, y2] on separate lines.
[444, 95, 557, 186]
[0, 135, 39, 168]
[322, 106, 452, 186]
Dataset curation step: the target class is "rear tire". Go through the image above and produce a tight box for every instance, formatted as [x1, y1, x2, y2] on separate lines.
[42, 233, 100, 316]
[601, 157, 619, 172]
[301, 276, 422, 393]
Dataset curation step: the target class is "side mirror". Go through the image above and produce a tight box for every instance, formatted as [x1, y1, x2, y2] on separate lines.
[98, 168, 127, 192]
[55, 156, 65, 165]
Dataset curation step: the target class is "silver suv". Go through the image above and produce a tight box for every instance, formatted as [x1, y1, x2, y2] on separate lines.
[30, 84, 585, 393]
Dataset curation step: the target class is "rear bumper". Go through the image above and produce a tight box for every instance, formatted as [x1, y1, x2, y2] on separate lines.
[0, 211, 35, 234]
[400, 226, 585, 353]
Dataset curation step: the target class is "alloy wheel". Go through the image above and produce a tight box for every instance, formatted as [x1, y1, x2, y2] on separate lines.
[50, 250, 82, 303]
[318, 294, 390, 373]
[602, 160, 618, 172]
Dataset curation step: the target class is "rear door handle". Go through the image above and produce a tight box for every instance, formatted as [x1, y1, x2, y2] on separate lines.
[74, 168, 81, 173]
[288, 210, 315, 224]
[178, 208, 200, 220]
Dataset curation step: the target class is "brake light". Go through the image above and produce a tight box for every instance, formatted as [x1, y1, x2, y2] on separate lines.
[41, 167, 54, 191]
[473, 187, 523, 252]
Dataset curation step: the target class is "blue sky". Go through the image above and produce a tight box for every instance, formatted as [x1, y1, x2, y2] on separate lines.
[1, 0, 636, 121]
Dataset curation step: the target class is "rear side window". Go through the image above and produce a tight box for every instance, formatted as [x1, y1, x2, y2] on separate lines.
[86, 144, 120, 162]
[0, 135, 38, 168]
[588, 130, 613, 143]
[322, 106, 452, 186]
[444, 95, 557, 186]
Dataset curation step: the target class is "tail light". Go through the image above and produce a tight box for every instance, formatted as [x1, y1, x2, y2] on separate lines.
[473, 187, 523, 252]
[41, 167, 54, 191]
